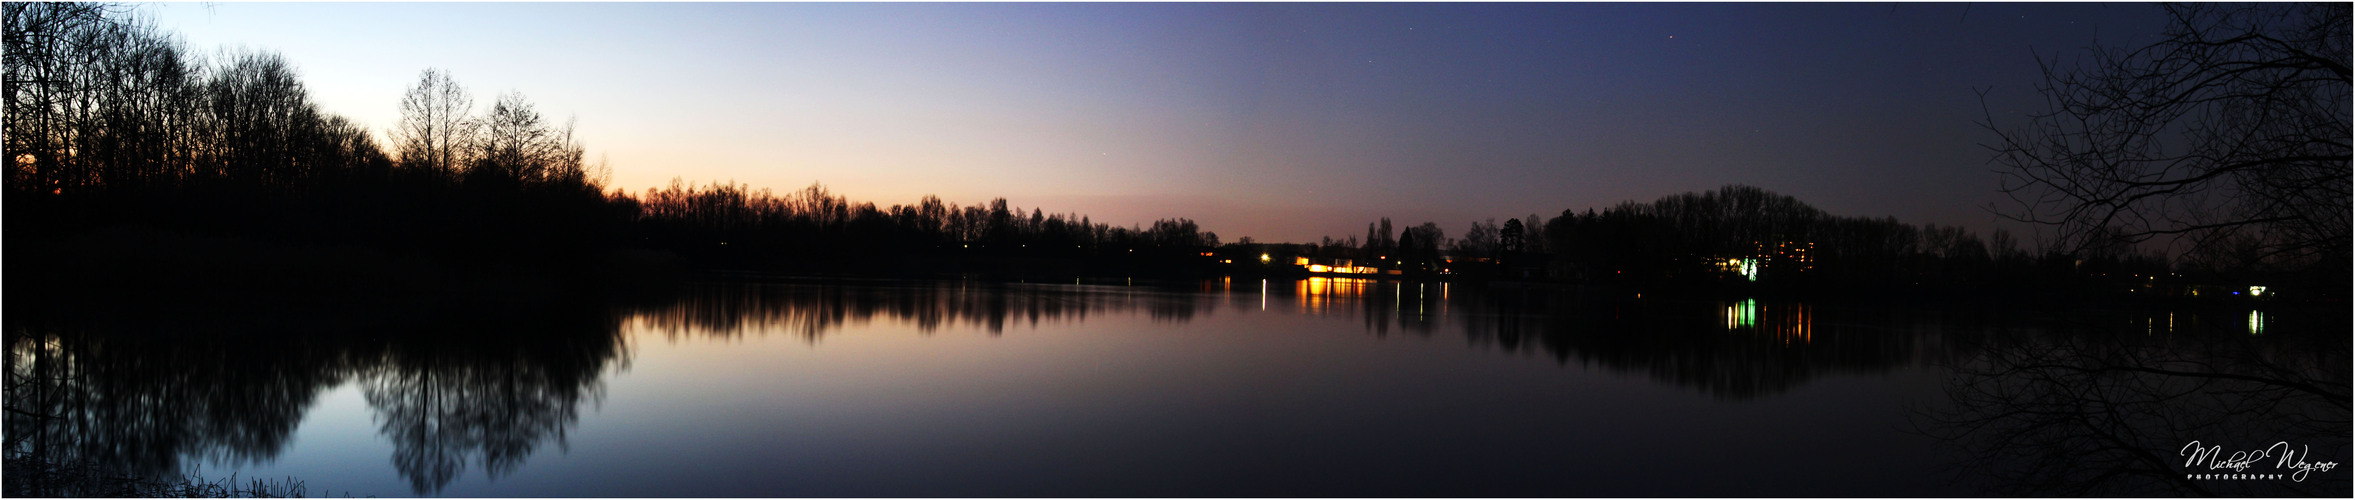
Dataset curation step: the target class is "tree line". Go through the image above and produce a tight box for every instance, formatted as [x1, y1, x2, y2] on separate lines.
[630, 178, 1222, 275]
[5, 3, 1223, 285]
[5, 2, 623, 271]
[1261, 184, 2194, 297]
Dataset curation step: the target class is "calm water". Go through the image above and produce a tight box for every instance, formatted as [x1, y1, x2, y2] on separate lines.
[8, 278, 2348, 496]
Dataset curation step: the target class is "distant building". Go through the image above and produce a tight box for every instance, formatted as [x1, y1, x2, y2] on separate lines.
[1303, 257, 1380, 275]
[1710, 241, 1814, 281]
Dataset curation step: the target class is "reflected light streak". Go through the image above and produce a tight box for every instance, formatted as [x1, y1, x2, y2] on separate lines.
[1719, 299, 1814, 344]
[1296, 277, 1381, 316]
[1725, 299, 1758, 330]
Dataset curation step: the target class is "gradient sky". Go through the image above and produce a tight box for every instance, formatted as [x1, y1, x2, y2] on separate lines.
[142, 2, 2173, 244]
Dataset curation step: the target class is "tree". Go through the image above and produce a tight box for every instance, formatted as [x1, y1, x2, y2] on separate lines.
[394, 68, 475, 174]
[471, 91, 583, 185]
[1500, 218, 1525, 254]
[1406, 221, 1445, 259]
[1986, 3, 2349, 273]
[204, 51, 323, 186]
[1455, 218, 1500, 259]
[1523, 213, 1549, 253]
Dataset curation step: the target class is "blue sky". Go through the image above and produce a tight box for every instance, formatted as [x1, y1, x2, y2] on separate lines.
[142, 2, 2173, 243]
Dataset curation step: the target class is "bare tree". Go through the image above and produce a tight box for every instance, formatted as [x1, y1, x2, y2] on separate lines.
[203, 50, 321, 186]
[393, 68, 474, 175]
[1986, 3, 2350, 272]
[1454, 218, 1499, 259]
[471, 90, 584, 184]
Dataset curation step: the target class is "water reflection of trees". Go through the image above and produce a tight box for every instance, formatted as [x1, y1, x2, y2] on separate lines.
[5, 333, 355, 481]
[628, 281, 1215, 339]
[358, 308, 625, 494]
[15, 280, 2343, 496]
[4, 305, 627, 495]
[1509, 298, 1972, 400]
[1270, 278, 1959, 400]
[1912, 307, 2350, 496]
[632, 279, 1958, 401]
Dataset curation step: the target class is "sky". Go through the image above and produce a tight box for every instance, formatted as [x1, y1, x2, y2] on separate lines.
[141, 2, 2175, 244]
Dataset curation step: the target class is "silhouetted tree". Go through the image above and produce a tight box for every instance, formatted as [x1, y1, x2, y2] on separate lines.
[1499, 218, 1525, 254]
[1455, 218, 1499, 259]
[472, 91, 574, 183]
[1987, 3, 2349, 276]
[1522, 213, 1549, 254]
[1363, 217, 1395, 258]
[393, 68, 475, 175]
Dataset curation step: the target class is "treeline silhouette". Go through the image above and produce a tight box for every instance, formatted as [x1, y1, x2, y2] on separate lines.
[5, 3, 1228, 297]
[633, 180, 1221, 277]
[1274, 184, 2212, 298]
[5, 3, 635, 306]
[1537, 185, 2072, 294]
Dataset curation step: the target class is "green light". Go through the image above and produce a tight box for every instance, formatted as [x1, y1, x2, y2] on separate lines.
[1726, 298, 1758, 329]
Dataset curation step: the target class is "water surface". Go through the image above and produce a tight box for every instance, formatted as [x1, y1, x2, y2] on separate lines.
[8, 279, 2346, 496]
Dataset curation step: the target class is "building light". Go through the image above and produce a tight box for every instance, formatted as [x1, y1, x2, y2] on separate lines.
[1295, 256, 1310, 266]
[1260, 253, 1271, 263]
[2249, 286, 2267, 297]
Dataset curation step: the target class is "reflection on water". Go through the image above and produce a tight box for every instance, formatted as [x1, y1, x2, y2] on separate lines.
[5, 279, 2345, 496]
[6, 334, 351, 480]
[1280, 279, 1935, 401]
[1913, 307, 2349, 496]
[362, 321, 621, 494]
[630, 279, 1932, 401]
[5, 306, 625, 495]
[631, 281, 1214, 339]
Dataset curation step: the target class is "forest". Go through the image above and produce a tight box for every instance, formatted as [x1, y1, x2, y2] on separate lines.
[3, 3, 1227, 299]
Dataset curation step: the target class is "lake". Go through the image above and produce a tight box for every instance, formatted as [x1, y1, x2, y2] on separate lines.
[7, 278, 2347, 496]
